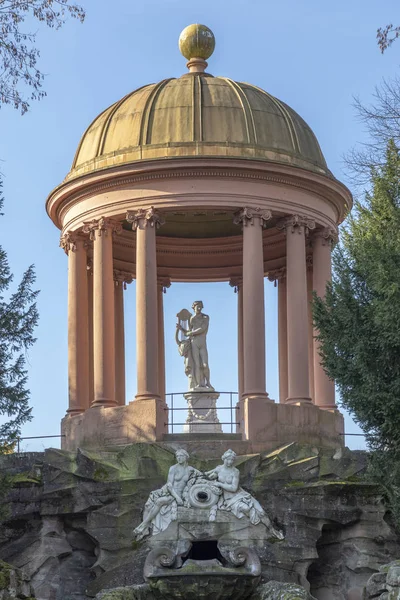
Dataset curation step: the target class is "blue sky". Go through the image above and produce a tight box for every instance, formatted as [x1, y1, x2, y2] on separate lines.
[1, 0, 399, 451]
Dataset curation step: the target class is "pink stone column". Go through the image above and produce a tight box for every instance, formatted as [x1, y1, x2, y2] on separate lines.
[267, 268, 288, 403]
[307, 258, 315, 402]
[277, 272, 288, 404]
[127, 208, 164, 401]
[229, 278, 243, 400]
[234, 208, 272, 400]
[114, 271, 132, 406]
[237, 284, 244, 403]
[60, 232, 90, 415]
[278, 215, 315, 405]
[313, 228, 337, 409]
[87, 263, 94, 407]
[157, 278, 171, 402]
[230, 278, 244, 432]
[83, 217, 121, 408]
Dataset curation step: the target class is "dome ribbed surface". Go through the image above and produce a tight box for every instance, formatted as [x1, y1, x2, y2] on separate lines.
[69, 76, 330, 179]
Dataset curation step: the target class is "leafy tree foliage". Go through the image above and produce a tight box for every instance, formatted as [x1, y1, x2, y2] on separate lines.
[0, 0, 85, 114]
[314, 141, 400, 523]
[0, 181, 38, 452]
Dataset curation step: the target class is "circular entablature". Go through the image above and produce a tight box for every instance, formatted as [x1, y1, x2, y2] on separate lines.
[120, 209, 284, 239]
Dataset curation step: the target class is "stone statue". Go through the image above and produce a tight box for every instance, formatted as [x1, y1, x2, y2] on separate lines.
[133, 448, 283, 542]
[133, 449, 200, 540]
[176, 301, 213, 391]
[205, 449, 284, 539]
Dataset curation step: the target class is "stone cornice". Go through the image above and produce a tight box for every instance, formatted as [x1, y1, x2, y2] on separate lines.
[47, 158, 352, 231]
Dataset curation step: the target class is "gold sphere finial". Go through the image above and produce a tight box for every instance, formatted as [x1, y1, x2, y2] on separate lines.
[179, 24, 215, 62]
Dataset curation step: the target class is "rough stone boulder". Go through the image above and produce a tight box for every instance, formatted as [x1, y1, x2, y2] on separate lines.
[0, 560, 34, 599]
[95, 585, 152, 600]
[252, 582, 316, 600]
[365, 560, 400, 600]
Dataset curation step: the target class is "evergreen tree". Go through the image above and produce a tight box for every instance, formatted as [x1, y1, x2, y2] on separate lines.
[0, 180, 38, 453]
[314, 140, 400, 523]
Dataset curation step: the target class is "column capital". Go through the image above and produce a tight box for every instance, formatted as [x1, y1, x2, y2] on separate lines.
[82, 217, 122, 241]
[114, 269, 134, 288]
[312, 226, 338, 247]
[229, 276, 242, 293]
[60, 231, 87, 255]
[126, 207, 165, 230]
[267, 267, 286, 283]
[157, 276, 171, 293]
[233, 207, 272, 228]
[277, 214, 316, 235]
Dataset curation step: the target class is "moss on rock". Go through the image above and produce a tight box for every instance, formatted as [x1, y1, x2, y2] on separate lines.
[0, 560, 34, 599]
[0, 566, 10, 590]
[96, 584, 152, 600]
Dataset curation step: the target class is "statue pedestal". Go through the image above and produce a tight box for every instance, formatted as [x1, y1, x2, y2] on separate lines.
[183, 390, 222, 434]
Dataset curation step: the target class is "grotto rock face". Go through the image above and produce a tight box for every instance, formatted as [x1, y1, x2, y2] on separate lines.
[0, 443, 398, 600]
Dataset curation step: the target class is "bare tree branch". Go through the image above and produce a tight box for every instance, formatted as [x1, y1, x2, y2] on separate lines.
[377, 24, 400, 53]
[344, 77, 400, 188]
[0, 0, 85, 114]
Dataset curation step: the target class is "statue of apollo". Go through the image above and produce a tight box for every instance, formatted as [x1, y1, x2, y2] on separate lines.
[175, 301, 214, 391]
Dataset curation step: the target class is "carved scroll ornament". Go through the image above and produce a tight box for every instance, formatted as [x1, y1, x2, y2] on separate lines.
[114, 269, 134, 288]
[313, 226, 339, 247]
[233, 207, 272, 228]
[60, 231, 77, 254]
[126, 207, 165, 230]
[59, 231, 88, 254]
[82, 216, 122, 241]
[277, 214, 316, 235]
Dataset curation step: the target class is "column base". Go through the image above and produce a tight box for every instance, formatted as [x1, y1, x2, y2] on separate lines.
[66, 407, 85, 416]
[242, 391, 273, 402]
[317, 403, 338, 411]
[243, 395, 276, 440]
[91, 398, 118, 408]
[285, 397, 313, 405]
[135, 393, 161, 402]
[242, 399, 344, 449]
[61, 398, 168, 451]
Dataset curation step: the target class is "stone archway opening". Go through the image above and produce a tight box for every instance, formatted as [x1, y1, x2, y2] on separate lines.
[185, 540, 224, 562]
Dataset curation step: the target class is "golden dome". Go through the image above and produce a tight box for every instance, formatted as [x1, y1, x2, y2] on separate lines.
[69, 76, 330, 180]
